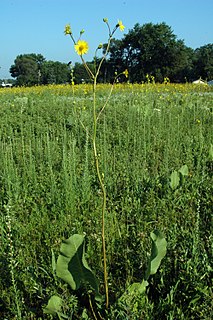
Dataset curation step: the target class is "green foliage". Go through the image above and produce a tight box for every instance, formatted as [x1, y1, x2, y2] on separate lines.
[170, 170, 180, 190]
[43, 295, 63, 316]
[73, 62, 95, 84]
[170, 164, 189, 189]
[145, 230, 167, 279]
[41, 61, 70, 84]
[0, 83, 212, 319]
[10, 53, 45, 86]
[193, 44, 213, 80]
[209, 143, 213, 160]
[10, 54, 70, 86]
[178, 164, 189, 177]
[104, 22, 195, 82]
[56, 234, 99, 295]
[119, 230, 167, 314]
[46, 230, 166, 318]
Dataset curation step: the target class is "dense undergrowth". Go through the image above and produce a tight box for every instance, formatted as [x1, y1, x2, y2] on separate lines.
[0, 83, 212, 319]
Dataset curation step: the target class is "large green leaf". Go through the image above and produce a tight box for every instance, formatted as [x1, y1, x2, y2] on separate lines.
[119, 230, 167, 306]
[43, 295, 62, 315]
[145, 230, 167, 280]
[56, 234, 99, 296]
[118, 280, 149, 305]
[179, 164, 189, 176]
[125, 280, 149, 296]
[170, 170, 180, 189]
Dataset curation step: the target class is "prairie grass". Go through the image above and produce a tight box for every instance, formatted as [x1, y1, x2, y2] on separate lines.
[0, 83, 212, 319]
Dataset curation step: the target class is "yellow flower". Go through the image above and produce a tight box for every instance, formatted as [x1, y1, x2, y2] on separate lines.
[123, 69, 128, 78]
[74, 40, 89, 55]
[118, 20, 125, 31]
[64, 24, 72, 35]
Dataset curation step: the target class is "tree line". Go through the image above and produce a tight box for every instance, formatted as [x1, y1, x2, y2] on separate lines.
[9, 22, 213, 86]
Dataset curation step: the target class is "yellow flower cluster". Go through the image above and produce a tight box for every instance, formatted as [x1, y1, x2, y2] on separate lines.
[64, 18, 125, 59]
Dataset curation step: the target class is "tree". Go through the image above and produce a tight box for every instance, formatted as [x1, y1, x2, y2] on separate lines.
[10, 54, 45, 86]
[10, 54, 71, 85]
[41, 61, 70, 84]
[73, 62, 95, 84]
[101, 39, 126, 82]
[193, 44, 213, 80]
[104, 22, 193, 82]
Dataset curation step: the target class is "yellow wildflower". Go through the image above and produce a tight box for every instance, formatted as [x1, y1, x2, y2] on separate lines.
[123, 69, 128, 78]
[64, 24, 72, 35]
[117, 20, 125, 31]
[74, 40, 89, 55]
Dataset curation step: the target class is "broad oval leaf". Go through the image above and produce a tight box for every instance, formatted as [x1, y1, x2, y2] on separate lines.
[170, 170, 180, 189]
[43, 295, 62, 315]
[56, 234, 100, 296]
[179, 164, 189, 176]
[145, 230, 167, 280]
[127, 280, 149, 295]
[118, 280, 149, 304]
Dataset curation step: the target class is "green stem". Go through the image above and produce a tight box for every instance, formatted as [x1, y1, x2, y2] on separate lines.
[88, 293, 99, 320]
[92, 76, 109, 308]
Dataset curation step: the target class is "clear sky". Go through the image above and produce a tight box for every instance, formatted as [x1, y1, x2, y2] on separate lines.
[0, 0, 213, 79]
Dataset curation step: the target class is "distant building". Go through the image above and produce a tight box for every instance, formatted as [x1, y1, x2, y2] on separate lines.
[192, 78, 207, 85]
[1, 81, 13, 88]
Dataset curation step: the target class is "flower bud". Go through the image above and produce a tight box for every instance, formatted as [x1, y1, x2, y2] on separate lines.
[64, 24, 72, 35]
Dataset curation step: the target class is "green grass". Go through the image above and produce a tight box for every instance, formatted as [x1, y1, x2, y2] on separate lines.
[0, 83, 212, 319]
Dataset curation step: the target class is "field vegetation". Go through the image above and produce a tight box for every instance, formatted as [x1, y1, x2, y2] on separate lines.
[0, 83, 212, 319]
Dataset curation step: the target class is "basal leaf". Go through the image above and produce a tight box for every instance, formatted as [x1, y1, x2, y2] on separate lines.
[118, 280, 149, 305]
[145, 230, 167, 280]
[43, 295, 62, 315]
[179, 164, 189, 176]
[56, 234, 99, 296]
[170, 170, 180, 189]
[126, 280, 149, 295]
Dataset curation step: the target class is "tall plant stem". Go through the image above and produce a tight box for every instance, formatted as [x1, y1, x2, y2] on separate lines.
[75, 25, 118, 310]
[92, 76, 109, 308]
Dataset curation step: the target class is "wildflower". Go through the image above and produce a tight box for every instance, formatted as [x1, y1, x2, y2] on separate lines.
[80, 29, 85, 35]
[74, 40, 89, 55]
[98, 43, 103, 49]
[123, 69, 128, 78]
[64, 24, 72, 35]
[117, 20, 125, 31]
[103, 18, 108, 23]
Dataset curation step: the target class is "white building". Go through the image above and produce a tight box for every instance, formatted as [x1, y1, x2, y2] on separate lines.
[1, 82, 13, 88]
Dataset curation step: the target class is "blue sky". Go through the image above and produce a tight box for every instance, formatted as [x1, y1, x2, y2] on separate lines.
[0, 0, 213, 79]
